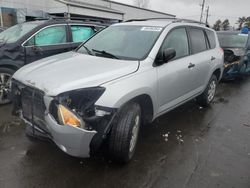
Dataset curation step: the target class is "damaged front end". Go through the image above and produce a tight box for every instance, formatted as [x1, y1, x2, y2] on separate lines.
[50, 87, 117, 155]
[11, 79, 117, 158]
[222, 49, 246, 80]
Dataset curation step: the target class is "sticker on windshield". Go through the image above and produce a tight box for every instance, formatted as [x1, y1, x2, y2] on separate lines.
[141, 27, 163, 32]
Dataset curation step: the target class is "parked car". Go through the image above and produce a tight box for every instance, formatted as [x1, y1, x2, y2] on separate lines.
[0, 19, 106, 104]
[11, 18, 224, 163]
[217, 30, 250, 80]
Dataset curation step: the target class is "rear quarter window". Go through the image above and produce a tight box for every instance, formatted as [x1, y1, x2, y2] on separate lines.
[189, 28, 207, 54]
[206, 30, 216, 49]
[71, 25, 95, 43]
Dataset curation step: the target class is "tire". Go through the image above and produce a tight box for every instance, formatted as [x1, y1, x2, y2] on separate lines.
[108, 102, 141, 163]
[196, 75, 218, 107]
[0, 67, 15, 105]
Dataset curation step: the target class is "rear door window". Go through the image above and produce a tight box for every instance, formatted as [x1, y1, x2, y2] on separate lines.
[26, 25, 67, 46]
[70, 25, 94, 43]
[189, 28, 207, 54]
[206, 30, 216, 49]
[160, 27, 189, 60]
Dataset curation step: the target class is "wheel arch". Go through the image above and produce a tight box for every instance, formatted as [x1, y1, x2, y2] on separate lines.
[127, 94, 154, 125]
[0, 63, 20, 72]
[212, 68, 222, 81]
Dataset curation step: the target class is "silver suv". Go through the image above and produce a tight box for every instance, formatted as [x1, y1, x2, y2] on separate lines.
[11, 18, 224, 163]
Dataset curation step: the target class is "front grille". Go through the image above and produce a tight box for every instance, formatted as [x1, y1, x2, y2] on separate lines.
[22, 87, 45, 119]
[12, 80, 48, 132]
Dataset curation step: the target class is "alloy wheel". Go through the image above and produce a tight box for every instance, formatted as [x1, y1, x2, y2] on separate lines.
[207, 80, 216, 102]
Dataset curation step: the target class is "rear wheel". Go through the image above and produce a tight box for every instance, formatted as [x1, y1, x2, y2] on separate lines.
[196, 75, 218, 107]
[0, 68, 15, 105]
[108, 102, 141, 163]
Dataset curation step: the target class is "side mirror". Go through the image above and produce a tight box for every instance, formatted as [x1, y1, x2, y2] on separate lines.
[163, 48, 176, 63]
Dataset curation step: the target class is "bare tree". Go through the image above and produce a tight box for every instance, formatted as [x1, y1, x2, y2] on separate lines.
[134, 0, 150, 8]
[213, 19, 222, 31]
[237, 16, 247, 30]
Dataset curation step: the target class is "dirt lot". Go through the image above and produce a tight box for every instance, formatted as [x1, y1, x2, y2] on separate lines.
[0, 78, 250, 188]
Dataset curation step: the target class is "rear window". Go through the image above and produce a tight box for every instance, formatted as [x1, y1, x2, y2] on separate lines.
[189, 28, 207, 54]
[206, 30, 216, 49]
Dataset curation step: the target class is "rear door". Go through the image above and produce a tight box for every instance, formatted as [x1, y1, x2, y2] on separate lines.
[23, 24, 71, 64]
[186, 27, 212, 92]
[68, 25, 96, 50]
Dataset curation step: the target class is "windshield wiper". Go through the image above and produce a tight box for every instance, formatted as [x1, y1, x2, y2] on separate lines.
[92, 49, 119, 59]
[82, 45, 93, 55]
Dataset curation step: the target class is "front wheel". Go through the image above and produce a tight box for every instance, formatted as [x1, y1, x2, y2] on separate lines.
[196, 75, 218, 107]
[108, 102, 141, 163]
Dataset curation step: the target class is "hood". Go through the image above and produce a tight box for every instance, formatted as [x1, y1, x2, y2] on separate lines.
[13, 52, 139, 96]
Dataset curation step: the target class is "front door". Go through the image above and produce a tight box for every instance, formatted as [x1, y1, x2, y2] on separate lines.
[24, 25, 71, 64]
[156, 27, 194, 114]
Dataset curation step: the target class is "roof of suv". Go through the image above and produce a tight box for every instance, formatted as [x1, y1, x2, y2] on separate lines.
[118, 20, 172, 27]
[117, 18, 209, 28]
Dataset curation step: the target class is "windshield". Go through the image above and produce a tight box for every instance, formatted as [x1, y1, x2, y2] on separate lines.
[78, 25, 163, 60]
[0, 22, 41, 43]
[218, 33, 248, 48]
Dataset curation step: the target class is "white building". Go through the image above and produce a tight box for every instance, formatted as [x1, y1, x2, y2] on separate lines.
[0, 0, 175, 27]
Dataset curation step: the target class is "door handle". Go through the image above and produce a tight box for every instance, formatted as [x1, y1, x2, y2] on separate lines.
[188, 63, 195, 68]
[211, 56, 216, 61]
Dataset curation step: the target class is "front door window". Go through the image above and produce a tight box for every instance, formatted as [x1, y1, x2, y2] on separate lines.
[26, 25, 67, 46]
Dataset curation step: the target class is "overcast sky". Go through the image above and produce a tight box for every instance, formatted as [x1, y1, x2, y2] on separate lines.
[113, 0, 250, 27]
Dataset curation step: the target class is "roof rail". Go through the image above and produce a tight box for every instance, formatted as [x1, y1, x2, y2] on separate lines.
[125, 17, 210, 27]
[32, 16, 110, 26]
[173, 18, 209, 27]
[125, 17, 177, 22]
[33, 16, 68, 21]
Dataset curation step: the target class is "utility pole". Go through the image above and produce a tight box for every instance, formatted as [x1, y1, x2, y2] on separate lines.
[205, 6, 210, 25]
[200, 0, 205, 23]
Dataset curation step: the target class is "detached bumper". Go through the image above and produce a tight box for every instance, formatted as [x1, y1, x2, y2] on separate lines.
[24, 114, 97, 158]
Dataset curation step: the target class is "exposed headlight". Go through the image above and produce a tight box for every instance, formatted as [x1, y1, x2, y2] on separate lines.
[57, 104, 84, 128]
[50, 87, 106, 126]
[56, 87, 106, 118]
